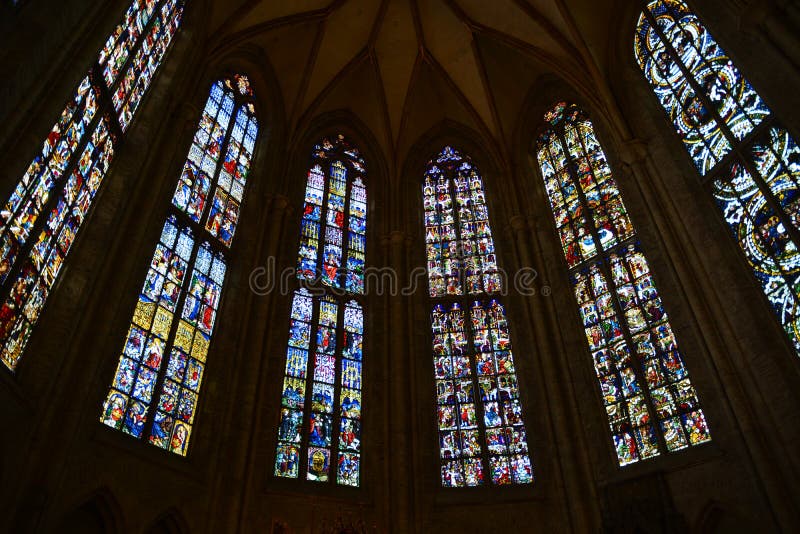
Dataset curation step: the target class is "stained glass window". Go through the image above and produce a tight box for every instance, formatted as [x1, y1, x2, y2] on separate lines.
[424, 147, 533, 487]
[100, 76, 258, 456]
[536, 102, 711, 466]
[636, 0, 800, 356]
[0, 0, 185, 372]
[275, 135, 367, 487]
[296, 135, 367, 293]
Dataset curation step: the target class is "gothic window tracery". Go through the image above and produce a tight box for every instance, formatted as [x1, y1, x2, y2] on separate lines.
[274, 135, 366, 486]
[636, 0, 800, 356]
[100, 75, 258, 456]
[424, 146, 534, 486]
[535, 102, 711, 466]
[0, 0, 185, 371]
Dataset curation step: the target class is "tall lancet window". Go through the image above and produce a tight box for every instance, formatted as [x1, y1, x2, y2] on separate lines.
[636, 0, 800, 356]
[0, 0, 185, 371]
[274, 135, 366, 487]
[100, 75, 259, 456]
[423, 146, 533, 487]
[535, 102, 711, 466]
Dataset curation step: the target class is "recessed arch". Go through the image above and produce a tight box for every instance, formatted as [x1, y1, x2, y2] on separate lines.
[145, 507, 190, 534]
[52, 487, 123, 534]
[531, 100, 712, 466]
[271, 118, 379, 487]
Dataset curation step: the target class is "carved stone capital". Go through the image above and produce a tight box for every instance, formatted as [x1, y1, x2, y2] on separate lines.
[509, 214, 529, 233]
[270, 194, 290, 212]
[618, 139, 650, 167]
[389, 230, 407, 244]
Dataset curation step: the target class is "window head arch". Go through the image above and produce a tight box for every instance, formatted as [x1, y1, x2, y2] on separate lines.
[297, 135, 367, 293]
[634, 0, 770, 175]
[423, 146, 500, 297]
[171, 77, 258, 248]
[635, 1, 800, 356]
[535, 101, 711, 466]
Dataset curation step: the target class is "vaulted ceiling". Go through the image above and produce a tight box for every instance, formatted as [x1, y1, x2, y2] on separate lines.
[203, 0, 625, 168]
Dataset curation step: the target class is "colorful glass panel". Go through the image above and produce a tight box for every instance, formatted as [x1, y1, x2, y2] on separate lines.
[536, 102, 711, 466]
[113, 0, 184, 131]
[205, 103, 258, 246]
[635, 0, 769, 175]
[423, 147, 500, 297]
[537, 108, 635, 267]
[0, 77, 99, 286]
[636, 1, 800, 357]
[338, 301, 363, 486]
[172, 81, 233, 223]
[276, 135, 367, 486]
[101, 76, 258, 455]
[0, 0, 185, 372]
[274, 291, 365, 487]
[296, 135, 367, 293]
[712, 128, 800, 354]
[0, 121, 114, 370]
[99, 0, 159, 88]
[101, 216, 193, 437]
[424, 146, 534, 487]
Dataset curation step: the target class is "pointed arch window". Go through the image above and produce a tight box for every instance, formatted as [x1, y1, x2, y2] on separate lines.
[423, 146, 533, 487]
[535, 102, 711, 466]
[99, 75, 259, 456]
[0, 0, 185, 371]
[635, 0, 800, 355]
[274, 135, 366, 486]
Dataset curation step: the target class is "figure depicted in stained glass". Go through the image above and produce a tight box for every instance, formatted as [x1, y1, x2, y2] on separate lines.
[536, 101, 711, 466]
[296, 136, 367, 292]
[635, 0, 800, 357]
[423, 146, 534, 487]
[0, 0, 186, 371]
[275, 135, 367, 486]
[100, 76, 258, 456]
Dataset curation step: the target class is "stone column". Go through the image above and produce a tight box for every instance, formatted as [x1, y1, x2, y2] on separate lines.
[386, 230, 414, 533]
[510, 214, 602, 532]
[209, 193, 291, 532]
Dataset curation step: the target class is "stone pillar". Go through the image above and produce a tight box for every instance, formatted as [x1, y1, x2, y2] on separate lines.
[210, 195, 291, 530]
[386, 230, 413, 533]
[510, 214, 602, 532]
[209, 193, 291, 532]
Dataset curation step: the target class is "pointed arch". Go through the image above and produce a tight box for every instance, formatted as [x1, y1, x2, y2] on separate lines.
[145, 508, 189, 534]
[422, 145, 534, 487]
[273, 134, 368, 487]
[99, 74, 260, 456]
[53, 487, 123, 534]
[0, 0, 186, 371]
[534, 101, 711, 466]
[635, 0, 800, 356]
